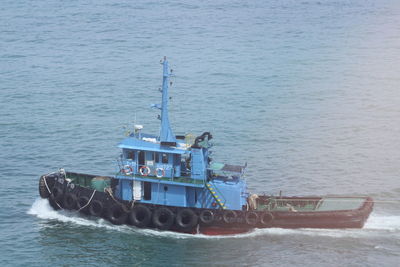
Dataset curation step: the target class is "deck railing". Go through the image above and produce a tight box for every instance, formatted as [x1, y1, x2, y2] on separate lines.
[116, 159, 204, 185]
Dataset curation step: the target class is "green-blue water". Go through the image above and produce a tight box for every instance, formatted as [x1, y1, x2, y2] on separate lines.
[1, 0, 400, 266]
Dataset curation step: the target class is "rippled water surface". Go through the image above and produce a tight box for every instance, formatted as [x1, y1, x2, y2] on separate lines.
[1, 0, 400, 266]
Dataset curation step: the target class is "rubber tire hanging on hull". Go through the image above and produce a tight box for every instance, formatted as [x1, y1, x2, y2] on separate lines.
[245, 211, 259, 225]
[152, 207, 174, 230]
[50, 186, 64, 209]
[89, 200, 104, 217]
[107, 204, 127, 225]
[51, 186, 63, 202]
[39, 176, 50, 199]
[260, 212, 274, 226]
[199, 210, 215, 225]
[77, 196, 90, 213]
[48, 197, 61, 210]
[223, 210, 237, 224]
[63, 192, 77, 210]
[175, 208, 198, 231]
[129, 205, 152, 228]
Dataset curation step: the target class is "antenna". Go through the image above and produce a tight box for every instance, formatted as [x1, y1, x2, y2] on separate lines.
[159, 57, 177, 146]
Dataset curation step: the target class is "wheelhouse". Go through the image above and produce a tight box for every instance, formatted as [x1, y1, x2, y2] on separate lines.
[113, 58, 248, 211]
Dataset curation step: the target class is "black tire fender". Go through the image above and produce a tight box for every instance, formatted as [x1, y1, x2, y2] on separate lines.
[260, 212, 274, 226]
[77, 195, 90, 213]
[223, 210, 237, 224]
[48, 197, 61, 210]
[175, 208, 198, 231]
[129, 205, 152, 228]
[152, 207, 174, 230]
[39, 176, 50, 199]
[89, 200, 104, 217]
[199, 209, 215, 225]
[50, 186, 64, 208]
[63, 192, 78, 210]
[107, 204, 127, 225]
[245, 211, 259, 226]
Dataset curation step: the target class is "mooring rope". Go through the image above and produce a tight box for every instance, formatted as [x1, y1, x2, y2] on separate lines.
[43, 175, 62, 209]
[43, 176, 51, 195]
[104, 187, 129, 212]
[78, 190, 96, 212]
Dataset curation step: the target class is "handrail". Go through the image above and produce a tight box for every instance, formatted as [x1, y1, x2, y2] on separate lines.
[210, 181, 227, 205]
[116, 171, 205, 185]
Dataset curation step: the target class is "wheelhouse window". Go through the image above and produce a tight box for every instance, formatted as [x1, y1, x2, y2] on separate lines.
[154, 152, 159, 163]
[162, 153, 168, 164]
[127, 150, 135, 160]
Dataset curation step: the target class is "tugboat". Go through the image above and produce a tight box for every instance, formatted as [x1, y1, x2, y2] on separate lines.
[39, 58, 373, 235]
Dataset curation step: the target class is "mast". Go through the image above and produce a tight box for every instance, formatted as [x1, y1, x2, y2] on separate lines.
[159, 57, 176, 145]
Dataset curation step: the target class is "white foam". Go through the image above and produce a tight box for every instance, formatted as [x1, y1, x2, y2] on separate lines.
[28, 198, 118, 230]
[364, 214, 400, 231]
[28, 199, 400, 239]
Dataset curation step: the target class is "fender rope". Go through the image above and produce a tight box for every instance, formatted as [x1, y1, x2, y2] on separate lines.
[43, 176, 51, 194]
[43, 175, 62, 209]
[104, 187, 129, 213]
[78, 190, 96, 212]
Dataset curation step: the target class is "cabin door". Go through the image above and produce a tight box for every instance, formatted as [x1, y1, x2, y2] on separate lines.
[133, 180, 142, 200]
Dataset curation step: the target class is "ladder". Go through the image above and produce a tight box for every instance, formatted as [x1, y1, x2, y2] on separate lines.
[206, 182, 226, 209]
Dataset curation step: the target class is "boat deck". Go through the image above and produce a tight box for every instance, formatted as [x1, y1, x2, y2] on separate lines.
[258, 196, 368, 212]
[316, 197, 366, 211]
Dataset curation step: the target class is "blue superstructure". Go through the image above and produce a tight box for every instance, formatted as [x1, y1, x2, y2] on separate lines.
[114, 57, 248, 211]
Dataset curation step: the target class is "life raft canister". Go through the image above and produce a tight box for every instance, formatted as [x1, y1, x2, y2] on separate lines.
[122, 165, 133, 175]
[139, 166, 151, 176]
[155, 168, 165, 178]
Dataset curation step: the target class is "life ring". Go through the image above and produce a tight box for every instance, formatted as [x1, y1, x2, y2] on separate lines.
[155, 167, 165, 178]
[223, 210, 237, 224]
[152, 207, 174, 230]
[129, 205, 152, 228]
[175, 208, 198, 231]
[199, 209, 215, 225]
[107, 204, 127, 225]
[245, 211, 259, 226]
[122, 165, 133, 175]
[260, 212, 274, 226]
[139, 166, 151, 176]
[89, 200, 104, 216]
[63, 192, 77, 210]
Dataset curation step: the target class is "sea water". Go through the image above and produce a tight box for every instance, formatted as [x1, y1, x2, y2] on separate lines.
[1, 0, 400, 266]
